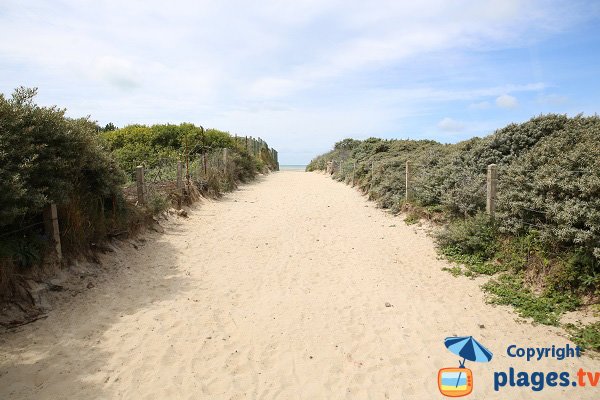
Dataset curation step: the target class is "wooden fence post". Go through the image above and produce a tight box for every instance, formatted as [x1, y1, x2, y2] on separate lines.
[136, 165, 146, 205]
[176, 161, 183, 191]
[184, 135, 190, 184]
[43, 203, 62, 260]
[370, 161, 375, 193]
[223, 148, 229, 173]
[176, 161, 183, 208]
[487, 164, 498, 217]
[405, 161, 413, 201]
[352, 161, 356, 186]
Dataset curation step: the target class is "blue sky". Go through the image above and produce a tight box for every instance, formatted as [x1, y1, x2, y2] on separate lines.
[1, 1, 599, 164]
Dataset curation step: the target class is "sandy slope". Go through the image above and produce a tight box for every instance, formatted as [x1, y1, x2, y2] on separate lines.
[0, 171, 598, 399]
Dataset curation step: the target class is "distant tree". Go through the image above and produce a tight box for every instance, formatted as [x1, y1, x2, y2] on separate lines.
[104, 122, 117, 131]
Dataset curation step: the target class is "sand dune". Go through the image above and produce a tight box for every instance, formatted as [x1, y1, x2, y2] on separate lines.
[0, 171, 598, 399]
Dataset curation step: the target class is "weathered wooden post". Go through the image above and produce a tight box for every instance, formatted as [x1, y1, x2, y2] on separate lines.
[184, 135, 190, 184]
[223, 148, 229, 173]
[176, 161, 183, 208]
[43, 203, 62, 260]
[370, 161, 375, 193]
[487, 164, 498, 218]
[136, 165, 146, 205]
[176, 161, 183, 191]
[405, 160, 413, 201]
[352, 161, 356, 186]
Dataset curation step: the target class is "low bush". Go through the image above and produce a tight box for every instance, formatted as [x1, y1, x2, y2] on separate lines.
[436, 213, 498, 259]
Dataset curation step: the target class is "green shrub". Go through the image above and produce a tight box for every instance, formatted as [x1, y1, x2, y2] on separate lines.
[0, 87, 125, 227]
[147, 193, 169, 215]
[0, 87, 126, 261]
[232, 152, 258, 182]
[102, 124, 242, 176]
[436, 213, 498, 259]
[546, 248, 599, 295]
[497, 115, 600, 262]
[0, 235, 47, 269]
[103, 123, 275, 185]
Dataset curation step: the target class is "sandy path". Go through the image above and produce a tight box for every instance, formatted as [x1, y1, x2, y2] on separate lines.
[0, 171, 598, 399]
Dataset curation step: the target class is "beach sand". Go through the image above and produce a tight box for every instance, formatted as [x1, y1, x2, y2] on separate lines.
[0, 171, 598, 399]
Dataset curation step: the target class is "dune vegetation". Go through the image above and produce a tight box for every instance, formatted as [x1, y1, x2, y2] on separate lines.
[0, 87, 277, 302]
[307, 114, 600, 350]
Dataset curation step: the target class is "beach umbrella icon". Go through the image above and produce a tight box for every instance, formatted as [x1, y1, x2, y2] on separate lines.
[444, 336, 493, 365]
[443, 336, 493, 391]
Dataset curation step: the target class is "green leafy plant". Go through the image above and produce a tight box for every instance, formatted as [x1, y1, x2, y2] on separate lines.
[147, 193, 169, 215]
[436, 213, 499, 260]
[441, 266, 464, 277]
[483, 274, 580, 326]
[0, 87, 127, 262]
[566, 322, 600, 352]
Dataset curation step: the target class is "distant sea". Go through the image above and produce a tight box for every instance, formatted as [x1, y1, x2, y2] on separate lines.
[279, 165, 307, 171]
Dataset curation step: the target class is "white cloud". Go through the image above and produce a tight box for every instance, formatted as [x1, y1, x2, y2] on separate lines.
[469, 101, 491, 110]
[437, 117, 466, 132]
[495, 94, 518, 109]
[537, 93, 568, 105]
[246, 78, 307, 99]
[0, 0, 593, 163]
[93, 56, 141, 90]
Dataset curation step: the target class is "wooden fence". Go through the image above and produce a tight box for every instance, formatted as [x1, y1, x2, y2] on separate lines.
[235, 136, 279, 168]
[33, 140, 279, 262]
[326, 159, 499, 217]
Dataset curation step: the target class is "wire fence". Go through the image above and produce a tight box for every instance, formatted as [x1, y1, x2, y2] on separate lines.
[2, 137, 279, 262]
[324, 157, 597, 236]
